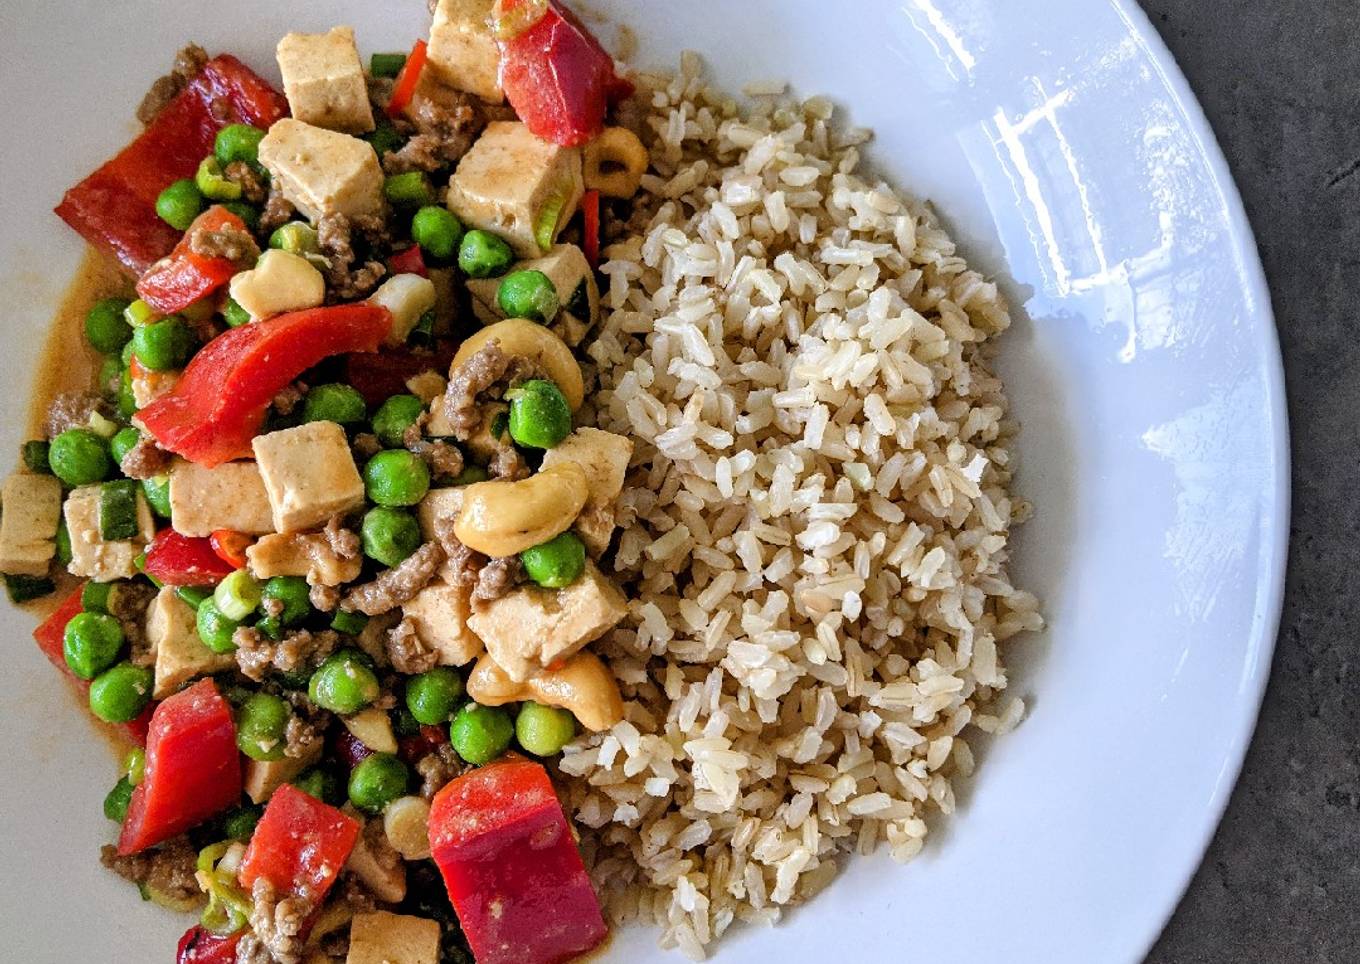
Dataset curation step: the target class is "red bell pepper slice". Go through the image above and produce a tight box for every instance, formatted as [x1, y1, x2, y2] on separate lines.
[137, 206, 249, 314]
[430, 758, 608, 964]
[138, 304, 393, 466]
[177, 926, 243, 964]
[145, 529, 238, 586]
[343, 343, 454, 407]
[388, 244, 429, 278]
[239, 784, 359, 901]
[495, 0, 633, 147]
[387, 40, 429, 119]
[118, 678, 241, 854]
[56, 55, 287, 276]
[209, 529, 253, 569]
[581, 189, 601, 268]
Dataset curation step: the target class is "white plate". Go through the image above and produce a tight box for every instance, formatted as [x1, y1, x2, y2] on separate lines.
[0, 1, 1286, 962]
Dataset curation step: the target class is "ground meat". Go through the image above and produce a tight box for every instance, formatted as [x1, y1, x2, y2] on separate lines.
[119, 436, 172, 481]
[272, 383, 305, 416]
[342, 542, 445, 616]
[417, 743, 466, 800]
[283, 712, 325, 760]
[261, 596, 286, 619]
[259, 189, 297, 236]
[366, 74, 397, 118]
[318, 213, 391, 301]
[225, 160, 268, 204]
[488, 437, 532, 481]
[189, 222, 259, 267]
[431, 517, 484, 590]
[234, 627, 339, 682]
[234, 934, 274, 964]
[324, 516, 361, 560]
[44, 391, 107, 438]
[442, 340, 539, 439]
[351, 432, 382, 459]
[100, 836, 200, 906]
[310, 582, 342, 612]
[109, 580, 159, 667]
[382, 78, 512, 173]
[386, 617, 438, 674]
[246, 877, 312, 964]
[473, 555, 523, 604]
[136, 44, 208, 125]
[404, 423, 465, 479]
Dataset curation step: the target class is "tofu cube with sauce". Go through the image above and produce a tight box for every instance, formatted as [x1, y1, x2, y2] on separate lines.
[244, 738, 323, 805]
[168, 460, 275, 537]
[541, 429, 633, 556]
[346, 911, 440, 964]
[415, 487, 464, 541]
[467, 560, 628, 681]
[246, 531, 363, 586]
[0, 473, 62, 576]
[446, 122, 584, 258]
[344, 820, 407, 903]
[148, 588, 235, 699]
[259, 118, 386, 222]
[64, 485, 155, 582]
[465, 243, 600, 347]
[403, 576, 483, 667]
[277, 26, 375, 135]
[253, 422, 365, 533]
[426, 0, 502, 103]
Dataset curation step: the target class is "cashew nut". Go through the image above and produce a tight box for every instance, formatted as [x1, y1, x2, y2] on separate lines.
[583, 127, 649, 199]
[466, 650, 624, 732]
[383, 796, 432, 860]
[450, 318, 584, 411]
[454, 462, 589, 556]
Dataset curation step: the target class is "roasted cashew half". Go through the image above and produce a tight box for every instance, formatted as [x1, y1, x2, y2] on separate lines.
[454, 461, 589, 557]
[583, 127, 649, 199]
[450, 318, 584, 411]
[466, 650, 624, 732]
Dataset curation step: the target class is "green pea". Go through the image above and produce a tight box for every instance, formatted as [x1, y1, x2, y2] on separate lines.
[411, 206, 464, 261]
[85, 298, 134, 354]
[222, 805, 263, 840]
[497, 269, 559, 324]
[104, 776, 134, 822]
[142, 475, 172, 518]
[383, 172, 435, 208]
[262, 576, 311, 627]
[221, 201, 261, 231]
[458, 229, 514, 279]
[269, 221, 319, 256]
[48, 428, 111, 486]
[293, 767, 344, 805]
[302, 383, 368, 427]
[222, 297, 252, 328]
[131, 316, 191, 371]
[520, 531, 586, 589]
[155, 179, 205, 231]
[361, 506, 421, 567]
[331, 609, 369, 635]
[507, 379, 572, 449]
[370, 52, 407, 78]
[372, 394, 426, 448]
[449, 703, 514, 765]
[63, 612, 124, 679]
[308, 649, 380, 714]
[109, 427, 142, 466]
[88, 662, 153, 723]
[405, 667, 465, 725]
[515, 701, 577, 757]
[215, 124, 266, 167]
[196, 597, 241, 654]
[348, 753, 409, 814]
[236, 692, 290, 761]
[363, 450, 430, 507]
[123, 746, 146, 785]
[22, 439, 51, 475]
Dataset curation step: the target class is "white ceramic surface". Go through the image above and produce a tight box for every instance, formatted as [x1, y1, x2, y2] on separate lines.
[0, 1, 1286, 962]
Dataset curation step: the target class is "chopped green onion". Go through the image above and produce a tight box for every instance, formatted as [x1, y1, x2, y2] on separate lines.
[365, 122, 405, 160]
[213, 569, 262, 621]
[99, 480, 140, 541]
[370, 52, 408, 78]
[87, 411, 119, 439]
[176, 585, 211, 611]
[5, 575, 55, 604]
[195, 157, 243, 201]
[330, 609, 369, 635]
[55, 521, 72, 566]
[22, 440, 52, 474]
[268, 221, 319, 255]
[384, 171, 435, 207]
[81, 580, 116, 613]
[124, 299, 158, 328]
[123, 746, 146, 785]
[533, 192, 567, 253]
[222, 298, 252, 328]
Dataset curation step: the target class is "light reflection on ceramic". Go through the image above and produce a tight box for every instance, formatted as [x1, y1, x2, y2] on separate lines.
[0, 1, 1286, 961]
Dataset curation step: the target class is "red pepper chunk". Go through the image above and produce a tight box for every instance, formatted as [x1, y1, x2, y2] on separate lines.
[430, 758, 607, 964]
[239, 784, 359, 901]
[118, 679, 241, 854]
[496, 0, 633, 147]
[137, 207, 249, 314]
[177, 926, 243, 964]
[144, 529, 238, 586]
[56, 56, 287, 276]
[387, 40, 429, 119]
[343, 343, 454, 407]
[138, 304, 392, 466]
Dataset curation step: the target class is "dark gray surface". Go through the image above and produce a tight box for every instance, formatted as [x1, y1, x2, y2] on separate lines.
[1137, 1, 1359, 961]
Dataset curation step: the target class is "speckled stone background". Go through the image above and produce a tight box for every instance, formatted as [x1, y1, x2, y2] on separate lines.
[1136, 1, 1359, 960]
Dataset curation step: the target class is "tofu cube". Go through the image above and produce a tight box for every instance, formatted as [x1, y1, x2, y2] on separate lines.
[344, 824, 407, 903]
[403, 578, 482, 667]
[277, 26, 375, 134]
[228, 249, 326, 322]
[253, 422, 365, 533]
[130, 368, 179, 409]
[168, 460, 275, 537]
[0, 473, 62, 576]
[466, 244, 599, 347]
[416, 487, 464, 542]
[347, 911, 440, 964]
[541, 429, 632, 556]
[64, 485, 155, 582]
[246, 532, 363, 586]
[148, 588, 235, 698]
[467, 560, 627, 681]
[244, 738, 323, 804]
[368, 273, 438, 346]
[426, 0, 503, 103]
[446, 122, 583, 258]
[426, 402, 509, 462]
[259, 118, 385, 222]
